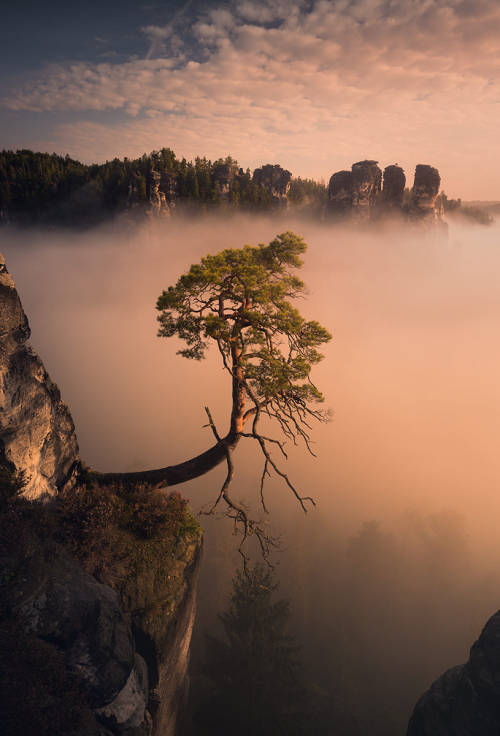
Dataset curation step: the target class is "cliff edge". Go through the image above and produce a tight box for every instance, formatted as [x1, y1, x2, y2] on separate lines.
[0, 253, 79, 499]
[0, 253, 202, 736]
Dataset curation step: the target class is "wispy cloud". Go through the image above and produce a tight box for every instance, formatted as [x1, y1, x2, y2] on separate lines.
[141, 0, 193, 59]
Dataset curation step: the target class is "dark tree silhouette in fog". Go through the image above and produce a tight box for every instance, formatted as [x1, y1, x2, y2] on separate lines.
[193, 565, 309, 736]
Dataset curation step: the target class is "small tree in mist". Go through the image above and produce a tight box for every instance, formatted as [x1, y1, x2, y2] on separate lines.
[99, 231, 331, 560]
[193, 565, 309, 736]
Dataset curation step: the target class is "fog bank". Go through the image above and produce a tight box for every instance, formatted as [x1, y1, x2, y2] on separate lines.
[2, 216, 500, 550]
[4, 214, 500, 732]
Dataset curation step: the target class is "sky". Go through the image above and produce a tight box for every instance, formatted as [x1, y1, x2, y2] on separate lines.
[1, 0, 500, 198]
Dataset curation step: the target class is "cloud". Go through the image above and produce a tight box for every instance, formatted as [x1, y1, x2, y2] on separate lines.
[141, 0, 193, 58]
[3, 0, 500, 196]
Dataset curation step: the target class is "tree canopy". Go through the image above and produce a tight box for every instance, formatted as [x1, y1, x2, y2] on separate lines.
[0, 149, 327, 226]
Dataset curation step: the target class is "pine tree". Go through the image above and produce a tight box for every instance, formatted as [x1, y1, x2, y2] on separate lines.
[194, 565, 309, 736]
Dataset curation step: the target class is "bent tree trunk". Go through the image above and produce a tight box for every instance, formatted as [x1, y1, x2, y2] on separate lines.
[95, 335, 246, 489]
[95, 326, 249, 489]
[94, 430, 241, 488]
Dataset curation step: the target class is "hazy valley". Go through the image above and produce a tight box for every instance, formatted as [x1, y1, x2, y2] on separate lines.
[3, 212, 500, 733]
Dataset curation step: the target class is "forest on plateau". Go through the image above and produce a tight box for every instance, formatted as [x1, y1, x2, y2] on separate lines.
[0, 148, 326, 226]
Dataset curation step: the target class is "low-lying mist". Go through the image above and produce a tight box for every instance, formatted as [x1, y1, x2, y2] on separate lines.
[3, 214, 500, 732]
[3, 216, 500, 541]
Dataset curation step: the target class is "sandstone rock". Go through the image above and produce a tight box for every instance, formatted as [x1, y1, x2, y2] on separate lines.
[13, 549, 148, 733]
[95, 669, 148, 733]
[382, 164, 406, 210]
[327, 170, 353, 217]
[0, 253, 79, 500]
[409, 164, 441, 222]
[408, 609, 500, 735]
[327, 161, 381, 220]
[351, 160, 382, 218]
[153, 541, 201, 736]
[17, 553, 135, 707]
[0, 251, 203, 736]
[3, 503, 202, 736]
[252, 164, 292, 204]
[213, 161, 239, 199]
[148, 170, 169, 217]
[326, 160, 445, 228]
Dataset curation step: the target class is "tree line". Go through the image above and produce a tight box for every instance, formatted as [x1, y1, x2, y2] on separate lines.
[0, 148, 326, 226]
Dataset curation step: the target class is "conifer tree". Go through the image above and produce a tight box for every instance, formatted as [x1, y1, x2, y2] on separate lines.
[194, 565, 309, 736]
[98, 232, 331, 558]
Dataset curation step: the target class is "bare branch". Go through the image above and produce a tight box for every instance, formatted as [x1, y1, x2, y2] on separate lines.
[201, 406, 279, 566]
[259, 457, 270, 513]
[240, 432, 287, 456]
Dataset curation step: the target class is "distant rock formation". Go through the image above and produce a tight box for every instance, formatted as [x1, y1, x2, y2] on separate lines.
[149, 169, 169, 216]
[408, 164, 442, 224]
[381, 164, 406, 211]
[326, 160, 444, 227]
[326, 160, 383, 220]
[351, 160, 382, 219]
[253, 164, 292, 205]
[213, 160, 239, 200]
[160, 170, 179, 209]
[0, 253, 79, 500]
[408, 609, 500, 735]
[327, 170, 353, 216]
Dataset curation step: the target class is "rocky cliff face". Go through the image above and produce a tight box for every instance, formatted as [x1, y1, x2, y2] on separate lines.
[0, 254, 79, 500]
[327, 170, 354, 216]
[351, 160, 382, 219]
[213, 161, 239, 200]
[127, 171, 178, 217]
[408, 164, 442, 223]
[326, 160, 444, 227]
[327, 160, 382, 222]
[381, 164, 406, 211]
[327, 160, 382, 220]
[2, 496, 202, 736]
[0, 253, 203, 736]
[148, 170, 169, 216]
[408, 609, 500, 735]
[253, 164, 292, 205]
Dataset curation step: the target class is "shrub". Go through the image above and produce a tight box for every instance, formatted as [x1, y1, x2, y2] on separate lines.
[57, 480, 191, 550]
[56, 484, 119, 555]
[117, 485, 188, 539]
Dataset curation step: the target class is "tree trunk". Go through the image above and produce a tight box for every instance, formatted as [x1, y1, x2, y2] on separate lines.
[94, 332, 247, 490]
[93, 430, 241, 488]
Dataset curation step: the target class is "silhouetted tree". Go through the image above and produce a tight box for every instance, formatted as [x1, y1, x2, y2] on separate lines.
[193, 565, 309, 736]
